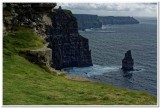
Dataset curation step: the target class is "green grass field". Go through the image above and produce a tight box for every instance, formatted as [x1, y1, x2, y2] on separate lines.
[3, 27, 157, 105]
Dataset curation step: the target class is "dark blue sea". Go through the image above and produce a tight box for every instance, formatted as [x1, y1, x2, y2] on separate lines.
[63, 17, 157, 96]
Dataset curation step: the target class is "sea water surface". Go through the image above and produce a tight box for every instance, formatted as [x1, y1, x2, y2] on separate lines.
[63, 17, 157, 96]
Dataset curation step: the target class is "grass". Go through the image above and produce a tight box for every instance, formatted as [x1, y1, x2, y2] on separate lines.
[3, 27, 157, 105]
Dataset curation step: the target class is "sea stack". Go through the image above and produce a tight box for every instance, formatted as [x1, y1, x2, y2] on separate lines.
[121, 50, 134, 72]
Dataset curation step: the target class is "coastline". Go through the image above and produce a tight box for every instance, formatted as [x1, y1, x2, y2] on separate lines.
[3, 3, 157, 105]
[53, 67, 157, 97]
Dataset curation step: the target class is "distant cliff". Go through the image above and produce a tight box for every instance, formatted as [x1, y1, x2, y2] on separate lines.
[74, 14, 102, 30]
[73, 14, 139, 30]
[99, 16, 139, 25]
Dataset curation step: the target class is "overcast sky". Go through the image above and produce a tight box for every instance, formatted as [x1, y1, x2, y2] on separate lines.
[56, 3, 157, 17]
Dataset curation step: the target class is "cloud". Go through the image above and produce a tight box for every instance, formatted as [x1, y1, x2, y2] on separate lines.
[56, 3, 157, 17]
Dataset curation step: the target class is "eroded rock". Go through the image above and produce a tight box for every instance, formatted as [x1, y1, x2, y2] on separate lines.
[20, 47, 52, 66]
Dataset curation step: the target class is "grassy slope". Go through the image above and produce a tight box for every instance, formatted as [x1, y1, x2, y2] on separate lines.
[3, 28, 157, 105]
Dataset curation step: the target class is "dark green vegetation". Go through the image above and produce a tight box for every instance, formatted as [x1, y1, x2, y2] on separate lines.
[3, 28, 157, 105]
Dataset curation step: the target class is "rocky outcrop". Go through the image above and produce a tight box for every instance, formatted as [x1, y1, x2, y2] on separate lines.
[99, 16, 139, 25]
[3, 3, 56, 36]
[74, 14, 102, 30]
[121, 50, 134, 72]
[20, 44, 52, 66]
[46, 8, 93, 70]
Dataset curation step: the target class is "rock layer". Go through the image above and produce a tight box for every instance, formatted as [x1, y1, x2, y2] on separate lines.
[121, 50, 134, 72]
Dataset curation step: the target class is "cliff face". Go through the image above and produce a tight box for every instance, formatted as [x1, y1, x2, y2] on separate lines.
[74, 14, 102, 30]
[47, 9, 93, 70]
[99, 16, 139, 25]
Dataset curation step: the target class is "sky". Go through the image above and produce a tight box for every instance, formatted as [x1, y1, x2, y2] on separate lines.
[57, 3, 157, 17]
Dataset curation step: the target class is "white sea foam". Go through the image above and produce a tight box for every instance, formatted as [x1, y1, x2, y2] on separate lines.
[87, 65, 120, 76]
[63, 65, 145, 78]
[63, 65, 120, 77]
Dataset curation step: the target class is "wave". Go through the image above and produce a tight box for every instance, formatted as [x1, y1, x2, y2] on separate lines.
[86, 30, 116, 33]
[87, 65, 120, 77]
[62, 65, 119, 77]
[63, 65, 145, 77]
[79, 27, 116, 33]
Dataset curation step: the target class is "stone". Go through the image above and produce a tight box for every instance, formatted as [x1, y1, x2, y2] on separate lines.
[20, 47, 52, 66]
[121, 50, 134, 72]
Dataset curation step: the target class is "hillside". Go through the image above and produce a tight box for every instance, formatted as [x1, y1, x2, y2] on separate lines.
[3, 27, 157, 105]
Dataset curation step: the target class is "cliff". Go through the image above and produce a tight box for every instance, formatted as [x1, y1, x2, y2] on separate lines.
[99, 16, 139, 25]
[74, 14, 102, 30]
[3, 3, 92, 70]
[73, 14, 139, 30]
[47, 9, 93, 70]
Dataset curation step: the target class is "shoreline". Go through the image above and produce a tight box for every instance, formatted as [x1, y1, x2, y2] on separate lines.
[51, 67, 156, 97]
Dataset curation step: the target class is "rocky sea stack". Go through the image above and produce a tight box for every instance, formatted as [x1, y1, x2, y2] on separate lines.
[121, 50, 134, 72]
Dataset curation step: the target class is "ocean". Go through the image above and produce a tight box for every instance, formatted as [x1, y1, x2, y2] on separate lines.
[63, 17, 157, 96]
